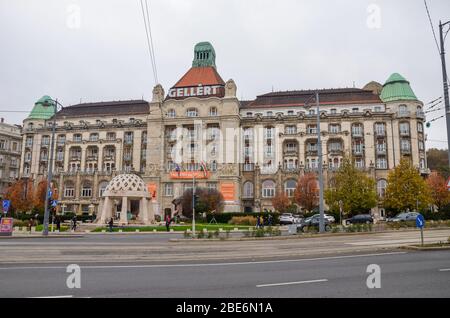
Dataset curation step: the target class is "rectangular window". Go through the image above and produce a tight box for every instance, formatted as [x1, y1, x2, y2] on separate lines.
[164, 184, 173, 196]
[376, 158, 387, 169]
[64, 188, 75, 198]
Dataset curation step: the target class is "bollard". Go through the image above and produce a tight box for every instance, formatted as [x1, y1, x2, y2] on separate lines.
[136, 229, 140, 232]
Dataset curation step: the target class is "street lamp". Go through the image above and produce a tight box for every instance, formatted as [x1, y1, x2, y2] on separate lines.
[305, 91, 326, 233]
[41, 98, 64, 236]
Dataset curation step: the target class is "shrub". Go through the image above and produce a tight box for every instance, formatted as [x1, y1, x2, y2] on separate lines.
[206, 212, 280, 224]
[197, 231, 205, 239]
[228, 216, 257, 226]
[183, 230, 191, 238]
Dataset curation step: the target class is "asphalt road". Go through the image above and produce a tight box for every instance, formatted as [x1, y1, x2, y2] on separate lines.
[0, 250, 449, 298]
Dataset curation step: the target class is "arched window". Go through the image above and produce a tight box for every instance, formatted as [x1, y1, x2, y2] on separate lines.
[186, 108, 198, 117]
[377, 179, 387, 198]
[81, 181, 92, 197]
[99, 181, 109, 197]
[284, 180, 297, 197]
[64, 181, 75, 198]
[262, 180, 276, 198]
[243, 182, 254, 198]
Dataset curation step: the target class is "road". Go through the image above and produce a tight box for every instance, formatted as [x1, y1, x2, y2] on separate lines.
[0, 229, 449, 297]
[0, 229, 449, 264]
[0, 250, 449, 298]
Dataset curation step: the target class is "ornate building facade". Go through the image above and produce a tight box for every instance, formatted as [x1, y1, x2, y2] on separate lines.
[19, 42, 428, 220]
[0, 118, 22, 198]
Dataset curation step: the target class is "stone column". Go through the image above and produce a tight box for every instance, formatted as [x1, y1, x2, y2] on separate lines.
[141, 198, 149, 224]
[120, 196, 128, 225]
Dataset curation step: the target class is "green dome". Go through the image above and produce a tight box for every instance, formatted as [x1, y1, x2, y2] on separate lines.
[380, 73, 418, 103]
[27, 95, 56, 120]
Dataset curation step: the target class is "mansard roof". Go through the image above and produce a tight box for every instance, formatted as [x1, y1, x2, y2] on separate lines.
[241, 88, 382, 109]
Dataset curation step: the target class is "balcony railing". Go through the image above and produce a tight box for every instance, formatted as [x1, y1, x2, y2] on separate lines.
[70, 156, 81, 161]
[397, 111, 411, 118]
[376, 147, 387, 155]
[416, 111, 425, 119]
[86, 155, 98, 161]
[243, 163, 255, 172]
[400, 147, 411, 154]
[400, 130, 410, 137]
[103, 155, 115, 161]
[352, 131, 363, 138]
[375, 130, 386, 137]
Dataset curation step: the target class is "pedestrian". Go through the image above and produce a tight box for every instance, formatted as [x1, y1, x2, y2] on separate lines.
[256, 215, 261, 229]
[268, 214, 273, 226]
[261, 215, 265, 229]
[71, 215, 77, 231]
[28, 217, 35, 233]
[55, 215, 61, 232]
[165, 215, 171, 232]
[108, 217, 114, 233]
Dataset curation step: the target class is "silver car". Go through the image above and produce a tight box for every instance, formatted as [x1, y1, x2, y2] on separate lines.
[310, 213, 336, 223]
[387, 212, 420, 222]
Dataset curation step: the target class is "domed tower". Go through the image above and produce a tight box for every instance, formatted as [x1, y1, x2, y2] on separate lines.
[380, 73, 426, 170]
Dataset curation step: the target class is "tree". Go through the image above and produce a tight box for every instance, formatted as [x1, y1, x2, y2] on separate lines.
[4, 179, 34, 214]
[325, 158, 378, 217]
[426, 171, 450, 211]
[180, 187, 224, 218]
[271, 192, 291, 213]
[293, 173, 318, 213]
[33, 181, 48, 212]
[426, 148, 450, 179]
[384, 158, 432, 214]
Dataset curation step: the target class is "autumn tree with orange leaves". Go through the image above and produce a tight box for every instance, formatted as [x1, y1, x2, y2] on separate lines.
[293, 173, 319, 213]
[426, 172, 450, 211]
[271, 192, 292, 213]
[4, 179, 34, 214]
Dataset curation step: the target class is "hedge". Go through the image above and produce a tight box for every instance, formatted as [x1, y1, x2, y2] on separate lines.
[205, 212, 280, 224]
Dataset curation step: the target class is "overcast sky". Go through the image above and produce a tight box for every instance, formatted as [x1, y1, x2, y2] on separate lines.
[1, 0, 449, 149]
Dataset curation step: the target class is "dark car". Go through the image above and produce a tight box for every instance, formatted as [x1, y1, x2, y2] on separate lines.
[298, 215, 332, 232]
[345, 214, 374, 225]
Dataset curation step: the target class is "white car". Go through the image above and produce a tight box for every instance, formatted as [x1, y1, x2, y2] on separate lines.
[279, 213, 295, 225]
[309, 213, 336, 223]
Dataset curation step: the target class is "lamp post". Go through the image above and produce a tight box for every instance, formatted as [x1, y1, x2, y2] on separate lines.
[41, 98, 64, 236]
[438, 20, 450, 167]
[305, 91, 326, 233]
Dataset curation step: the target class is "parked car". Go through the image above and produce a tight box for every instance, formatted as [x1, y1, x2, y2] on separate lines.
[279, 213, 295, 225]
[386, 212, 421, 223]
[345, 214, 374, 225]
[293, 214, 303, 224]
[298, 215, 332, 232]
[307, 213, 336, 223]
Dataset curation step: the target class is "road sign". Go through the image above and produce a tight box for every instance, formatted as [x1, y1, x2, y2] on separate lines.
[47, 189, 53, 199]
[416, 214, 425, 246]
[2, 200, 10, 214]
[0, 218, 13, 236]
[52, 200, 58, 207]
[416, 214, 425, 228]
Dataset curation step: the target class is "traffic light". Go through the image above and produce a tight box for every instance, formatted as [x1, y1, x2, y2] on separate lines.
[426, 122, 431, 128]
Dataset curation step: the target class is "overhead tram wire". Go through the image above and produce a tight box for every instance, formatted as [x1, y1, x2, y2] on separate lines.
[425, 96, 442, 105]
[424, 0, 441, 55]
[144, 0, 158, 83]
[139, 0, 158, 85]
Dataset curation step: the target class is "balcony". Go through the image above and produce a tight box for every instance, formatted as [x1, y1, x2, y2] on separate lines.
[400, 130, 410, 137]
[352, 131, 363, 138]
[416, 111, 425, 119]
[103, 155, 115, 161]
[375, 130, 386, 138]
[376, 147, 387, 155]
[400, 147, 411, 155]
[124, 139, 133, 145]
[397, 111, 411, 118]
[306, 149, 318, 156]
[353, 149, 364, 156]
[328, 148, 343, 156]
[40, 157, 48, 162]
[86, 155, 98, 161]
[70, 156, 81, 161]
[283, 148, 298, 156]
[283, 166, 299, 173]
[243, 163, 255, 172]
[123, 154, 132, 161]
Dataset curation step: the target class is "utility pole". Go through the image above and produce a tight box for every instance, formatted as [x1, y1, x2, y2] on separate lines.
[316, 92, 326, 233]
[439, 20, 450, 167]
[192, 175, 196, 237]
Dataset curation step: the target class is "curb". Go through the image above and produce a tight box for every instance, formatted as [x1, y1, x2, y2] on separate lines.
[400, 245, 450, 251]
[0, 235, 84, 239]
[169, 227, 450, 243]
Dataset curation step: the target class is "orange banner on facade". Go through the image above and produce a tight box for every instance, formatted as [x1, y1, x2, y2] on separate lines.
[220, 183, 235, 201]
[147, 183, 157, 199]
[169, 171, 210, 179]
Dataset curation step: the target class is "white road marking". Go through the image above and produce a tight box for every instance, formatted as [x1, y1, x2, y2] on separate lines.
[257, 279, 328, 288]
[0, 251, 407, 270]
[29, 295, 73, 298]
[439, 268, 450, 272]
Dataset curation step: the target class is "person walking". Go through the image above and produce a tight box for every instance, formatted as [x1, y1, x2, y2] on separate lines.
[55, 215, 61, 232]
[28, 217, 35, 233]
[268, 214, 273, 226]
[108, 217, 114, 233]
[256, 215, 261, 229]
[71, 215, 77, 232]
[165, 215, 171, 232]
